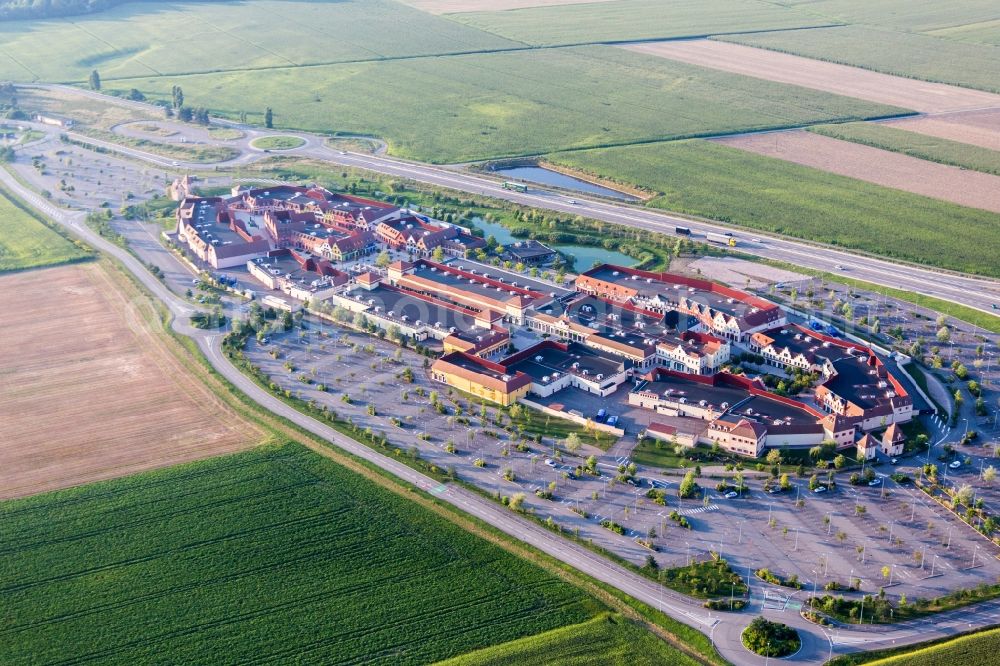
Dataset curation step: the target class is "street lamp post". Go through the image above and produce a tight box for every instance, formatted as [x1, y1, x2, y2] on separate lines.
[947, 524, 954, 549]
[972, 544, 980, 568]
[931, 554, 938, 577]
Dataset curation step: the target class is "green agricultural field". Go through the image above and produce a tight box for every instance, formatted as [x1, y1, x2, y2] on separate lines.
[0, 183, 90, 272]
[0, 444, 609, 665]
[450, 0, 829, 46]
[717, 26, 1000, 94]
[118, 45, 905, 163]
[0, 0, 521, 82]
[775, 0, 1000, 34]
[808, 122, 1000, 176]
[828, 626, 1000, 666]
[433, 614, 700, 666]
[548, 139, 1000, 277]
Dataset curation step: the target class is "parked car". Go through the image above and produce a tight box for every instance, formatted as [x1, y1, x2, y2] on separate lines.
[813, 486, 827, 494]
[949, 460, 962, 469]
[868, 478, 882, 487]
[606, 415, 619, 427]
[595, 408, 607, 423]
[544, 458, 556, 467]
[890, 458, 899, 465]
[724, 491, 739, 499]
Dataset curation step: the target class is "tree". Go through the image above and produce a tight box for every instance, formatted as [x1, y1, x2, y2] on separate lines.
[586, 455, 598, 474]
[779, 473, 791, 491]
[809, 445, 823, 461]
[808, 474, 820, 491]
[431, 246, 445, 262]
[936, 326, 951, 343]
[564, 432, 582, 453]
[678, 470, 698, 499]
[833, 454, 847, 469]
[171, 85, 184, 109]
[983, 466, 996, 484]
[89, 69, 101, 90]
[264, 107, 274, 129]
[177, 106, 193, 122]
[766, 449, 783, 467]
[374, 250, 391, 268]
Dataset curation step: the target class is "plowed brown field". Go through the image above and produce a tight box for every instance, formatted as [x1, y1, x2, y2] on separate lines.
[715, 131, 1000, 213]
[885, 109, 1000, 151]
[0, 263, 259, 499]
[624, 39, 1000, 114]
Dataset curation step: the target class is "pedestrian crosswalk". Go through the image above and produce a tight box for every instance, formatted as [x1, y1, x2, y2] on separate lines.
[680, 504, 719, 516]
[615, 456, 630, 466]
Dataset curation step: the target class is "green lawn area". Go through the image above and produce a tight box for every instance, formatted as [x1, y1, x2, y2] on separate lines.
[809, 122, 1000, 175]
[250, 135, 306, 151]
[828, 626, 1000, 666]
[717, 25, 1000, 94]
[547, 139, 1000, 278]
[0, 183, 90, 272]
[450, 0, 830, 46]
[118, 45, 905, 163]
[1, 443, 611, 665]
[433, 613, 702, 666]
[0, 0, 521, 82]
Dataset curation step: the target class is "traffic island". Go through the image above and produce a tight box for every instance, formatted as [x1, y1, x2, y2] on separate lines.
[741, 617, 801, 659]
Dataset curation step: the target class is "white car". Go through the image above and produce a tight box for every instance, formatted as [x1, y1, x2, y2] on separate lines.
[868, 479, 882, 487]
[724, 491, 739, 499]
[813, 486, 827, 494]
[834, 264, 846, 270]
[949, 460, 962, 469]
[544, 458, 556, 467]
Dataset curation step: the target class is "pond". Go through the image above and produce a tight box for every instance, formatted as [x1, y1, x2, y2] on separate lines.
[472, 218, 636, 270]
[493, 166, 640, 202]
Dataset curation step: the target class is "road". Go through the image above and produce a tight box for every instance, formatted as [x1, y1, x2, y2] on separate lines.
[6, 163, 1000, 665]
[31, 82, 1000, 320]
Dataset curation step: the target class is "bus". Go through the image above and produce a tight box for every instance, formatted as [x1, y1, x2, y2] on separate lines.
[502, 181, 528, 193]
[674, 226, 692, 235]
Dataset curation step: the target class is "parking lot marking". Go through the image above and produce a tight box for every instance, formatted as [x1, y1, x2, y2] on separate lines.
[680, 504, 720, 516]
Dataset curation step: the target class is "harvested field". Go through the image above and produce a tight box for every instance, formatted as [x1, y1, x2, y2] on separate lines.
[0, 262, 258, 499]
[400, 0, 614, 14]
[885, 109, 1000, 151]
[715, 130, 1000, 213]
[623, 39, 1000, 113]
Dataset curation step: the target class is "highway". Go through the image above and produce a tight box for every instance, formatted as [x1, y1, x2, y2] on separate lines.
[5, 161, 1000, 666]
[33, 82, 1000, 320]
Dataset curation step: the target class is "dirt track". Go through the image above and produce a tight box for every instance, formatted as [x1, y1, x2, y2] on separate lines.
[400, 0, 607, 13]
[716, 130, 1000, 213]
[884, 108, 1000, 151]
[624, 39, 1000, 114]
[0, 263, 259, 499]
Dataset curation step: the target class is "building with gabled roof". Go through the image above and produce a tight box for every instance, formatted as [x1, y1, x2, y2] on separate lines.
[576, 264, 785, 342]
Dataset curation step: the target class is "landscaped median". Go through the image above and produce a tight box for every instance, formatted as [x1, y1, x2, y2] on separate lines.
[250, 135, 306, 151]
[805, 581, 1000, 625]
